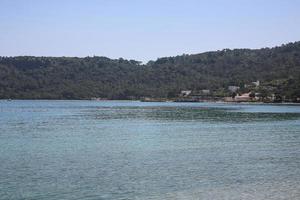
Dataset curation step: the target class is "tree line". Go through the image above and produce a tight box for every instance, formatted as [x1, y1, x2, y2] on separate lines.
[0, 41, 299, 101]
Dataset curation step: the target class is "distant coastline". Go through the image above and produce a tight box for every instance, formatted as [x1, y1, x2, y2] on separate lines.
[1, 98, 300, 104]
[1, 42, 299, 101]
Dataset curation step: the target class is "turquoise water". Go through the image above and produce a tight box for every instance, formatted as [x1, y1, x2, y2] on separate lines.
[0, 100, 300, 200]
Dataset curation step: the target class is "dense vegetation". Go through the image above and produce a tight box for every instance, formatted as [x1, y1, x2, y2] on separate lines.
[0, 42, 300, 101]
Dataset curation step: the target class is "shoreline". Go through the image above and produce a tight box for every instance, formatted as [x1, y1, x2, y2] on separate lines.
[1, 98, 300, 105]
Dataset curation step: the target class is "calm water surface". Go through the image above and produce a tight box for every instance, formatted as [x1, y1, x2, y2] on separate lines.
[0, 100, 300, 200]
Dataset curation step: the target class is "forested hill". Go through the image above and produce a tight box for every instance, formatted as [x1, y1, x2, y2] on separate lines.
[0, 41, 300, 100]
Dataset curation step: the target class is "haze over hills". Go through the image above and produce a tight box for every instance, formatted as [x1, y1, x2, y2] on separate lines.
[0, 41, 300, 101]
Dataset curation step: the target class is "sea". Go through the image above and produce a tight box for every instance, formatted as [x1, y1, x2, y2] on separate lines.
[0, 100, 300, 200]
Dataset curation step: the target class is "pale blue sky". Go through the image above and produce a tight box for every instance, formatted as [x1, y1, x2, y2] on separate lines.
[0, 0, 299, 62]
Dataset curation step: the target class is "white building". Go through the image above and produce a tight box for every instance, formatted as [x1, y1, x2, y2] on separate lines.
[181, 90, 192, 97]
[228, 86, 240, 92]
[201, 89, 210, 95]
[252, 80, 260, 87]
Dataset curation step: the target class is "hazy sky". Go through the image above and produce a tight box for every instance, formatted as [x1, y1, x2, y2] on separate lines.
[0, 0, 299, 62]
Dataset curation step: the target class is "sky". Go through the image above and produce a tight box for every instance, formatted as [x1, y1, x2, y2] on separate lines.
[0, 0, 300, 62]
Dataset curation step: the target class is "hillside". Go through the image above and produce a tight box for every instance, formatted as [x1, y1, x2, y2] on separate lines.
[0, 42, 300, 101]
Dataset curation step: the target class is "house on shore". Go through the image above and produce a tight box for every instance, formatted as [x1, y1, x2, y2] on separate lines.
[201, 89, 210, 95]
[244, 80, 260, 88]
[228, 86, 240, 93]
[252, 80, 260, 87]
[180, 90, 192, 97]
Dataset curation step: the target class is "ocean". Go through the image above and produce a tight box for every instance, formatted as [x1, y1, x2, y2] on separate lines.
[0, 100, 300, 199]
